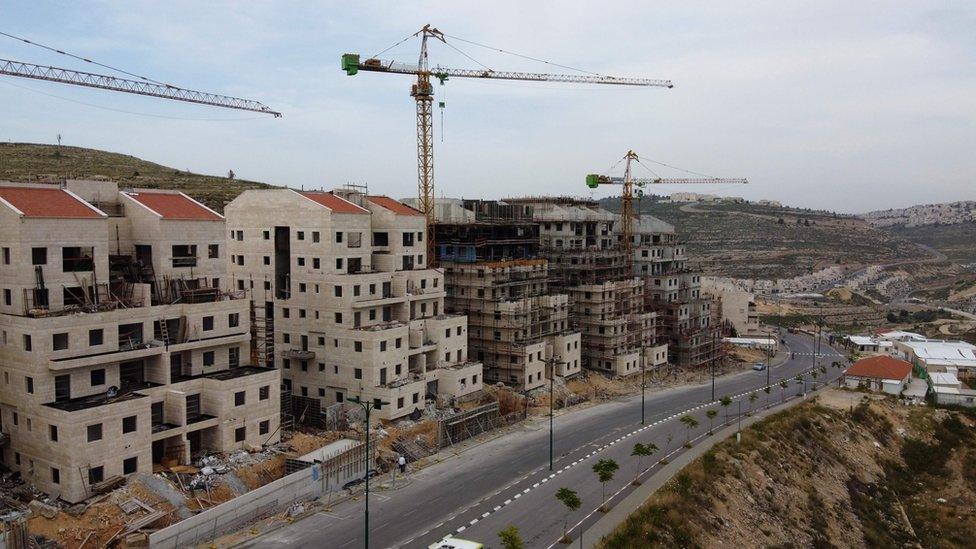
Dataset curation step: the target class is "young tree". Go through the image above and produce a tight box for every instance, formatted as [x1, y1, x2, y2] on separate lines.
[555, 487, 581, 543]
[706, 409, 718, 434]
[679, 414, 699, 447]
[630, 443, 657, 485]
[747, 392, 758, 415]
[720, 396, 732, 424]
[592, 459, 619, 512]
[498, 525, 524, 549]
[779, 379, 788, 402]
[763, 385, 772, 407]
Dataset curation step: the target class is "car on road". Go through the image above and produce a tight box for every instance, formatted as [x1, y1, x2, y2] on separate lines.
[753, 362, 766, 371]
[428, 536, 484, 549]
[341, 469, 379, 490]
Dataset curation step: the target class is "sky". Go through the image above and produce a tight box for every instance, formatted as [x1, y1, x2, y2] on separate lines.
[1, 1, 974, 213]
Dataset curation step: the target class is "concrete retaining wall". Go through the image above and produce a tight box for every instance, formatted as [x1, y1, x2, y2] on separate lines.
[149, 443, 366, 548]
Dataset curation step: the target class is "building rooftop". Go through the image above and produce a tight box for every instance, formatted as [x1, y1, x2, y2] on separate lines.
[368, 195, 424, 216]
[877, 330, 927, 341]
[903, 340, 976, 366]
[929, 372, 961, 387]
[123, 191, 223, 221]
[0, 186, 105, 219]
[847, 335, 878, 346]
[723, 337, 776, 345]
[846, 355, 912, 381]
[299, 191, 370, 214]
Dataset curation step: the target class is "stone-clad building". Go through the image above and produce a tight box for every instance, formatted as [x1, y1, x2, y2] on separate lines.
[225, 187, 482, 422]
[0, 181, 279, 503]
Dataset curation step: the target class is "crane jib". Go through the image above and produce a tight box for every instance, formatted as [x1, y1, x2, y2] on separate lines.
[0, 58, 281, 116]
[342, 54, 672, 88]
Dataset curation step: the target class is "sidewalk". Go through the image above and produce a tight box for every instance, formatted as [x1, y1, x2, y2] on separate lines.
[578, 385, 821, 548]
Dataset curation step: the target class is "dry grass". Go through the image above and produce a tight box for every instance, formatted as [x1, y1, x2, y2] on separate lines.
[0, 142, 276, 212]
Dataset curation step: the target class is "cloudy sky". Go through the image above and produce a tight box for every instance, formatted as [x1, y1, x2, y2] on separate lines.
[1, 1, 973, 212]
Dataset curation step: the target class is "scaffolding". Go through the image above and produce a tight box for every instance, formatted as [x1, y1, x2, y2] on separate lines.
[247, 274, 275, 369]
[444, 259, 576, 387]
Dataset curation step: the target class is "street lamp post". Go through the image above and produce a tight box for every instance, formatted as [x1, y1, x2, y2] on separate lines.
[640, 345, 647, 425]
[711, 331, 717, 402]
[349, 395, 389, 549]
[737, 400, 742, 433]
[545, 357, 566, 471]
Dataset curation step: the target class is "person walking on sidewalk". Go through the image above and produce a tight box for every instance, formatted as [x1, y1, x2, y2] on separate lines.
[397, 455, 407, 475]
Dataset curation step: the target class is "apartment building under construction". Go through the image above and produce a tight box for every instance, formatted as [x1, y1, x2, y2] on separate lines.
[225, 187, 483, 421]
[430, 200, 582, 390]
[0, 181, 279, 503]
[631, 216, 722, 369]
[502, 197, 667, 377]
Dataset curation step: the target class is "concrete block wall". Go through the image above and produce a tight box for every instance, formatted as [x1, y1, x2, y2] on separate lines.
[149, 443, 366, 548]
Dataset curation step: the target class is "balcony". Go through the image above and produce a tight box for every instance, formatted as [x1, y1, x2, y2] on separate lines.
[186, 413, 218, 425]
[44, 388, 149, 412]
[171, 257, 198, 268]
[49, 340, 165, 371]
[152, 422, 180, 434]
[281, 348, 315, 361]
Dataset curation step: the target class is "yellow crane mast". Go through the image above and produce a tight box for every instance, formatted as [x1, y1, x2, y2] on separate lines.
[586, 151, 748, 265]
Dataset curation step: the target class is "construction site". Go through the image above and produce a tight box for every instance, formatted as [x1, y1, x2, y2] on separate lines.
[0, 21, 756, 549]
[433, 200, 582, 390]
[429, 193, 725, 383]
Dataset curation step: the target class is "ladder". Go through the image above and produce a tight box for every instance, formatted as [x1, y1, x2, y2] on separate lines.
[158, 319, 170, 345]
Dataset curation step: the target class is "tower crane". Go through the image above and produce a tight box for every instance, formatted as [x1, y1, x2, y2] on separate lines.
[342, 25, 673, 265]
[586, 150, 747, 266]
[0, 57, 280, 116]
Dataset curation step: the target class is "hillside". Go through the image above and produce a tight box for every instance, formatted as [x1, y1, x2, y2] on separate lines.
[862, 201, 976, 228]
[600, 391, 976, 548]
[0, 143, 276, 212]
[887, 223, 976, 266]
[600, 197, 919, 279]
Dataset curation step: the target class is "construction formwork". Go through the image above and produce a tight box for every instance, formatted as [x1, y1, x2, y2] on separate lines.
[501, 196, 659, 377]
[443, 259, 580, 389]
[434, 200, 582, 389]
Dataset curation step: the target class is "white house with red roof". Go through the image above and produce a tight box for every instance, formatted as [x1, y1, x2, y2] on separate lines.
[842, 355, 913, 395]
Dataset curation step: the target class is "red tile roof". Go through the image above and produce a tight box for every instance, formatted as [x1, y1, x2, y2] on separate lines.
[0, 186, 104, 219]
[368, 195, 424, 216]
[124, 191, 223, 221]
[846, 355, 912, 381]
[299, 191, 369, 214]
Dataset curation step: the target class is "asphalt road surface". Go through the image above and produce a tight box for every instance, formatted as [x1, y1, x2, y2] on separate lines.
[242, 332, 845, 549]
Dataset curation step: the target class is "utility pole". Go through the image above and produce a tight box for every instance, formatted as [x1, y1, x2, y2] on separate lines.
[349, 395, 389, 549]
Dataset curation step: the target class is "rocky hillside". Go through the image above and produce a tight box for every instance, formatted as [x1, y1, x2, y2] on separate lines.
[0, 143, 276, 212]
[862, 201, 976, 228]
[859, 201, 976, 266]
[600, 392, 976, 548]
[600, 197, 919, 279]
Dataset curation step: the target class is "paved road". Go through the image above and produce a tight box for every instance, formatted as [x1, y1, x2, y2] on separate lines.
[241, 333, 845, 549]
